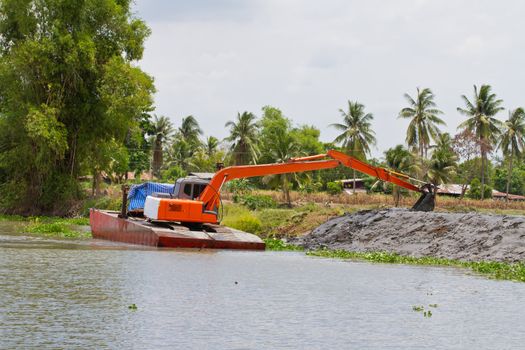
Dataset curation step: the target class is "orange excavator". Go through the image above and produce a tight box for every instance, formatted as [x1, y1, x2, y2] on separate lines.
[143, 149, 436, 225]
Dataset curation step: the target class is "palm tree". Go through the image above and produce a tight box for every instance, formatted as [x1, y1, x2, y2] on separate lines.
[179, 115, 203, 146]
[330, 100, 376, 193]
[225, 111, 259, 165]
[262, 133, 300, 206]
[204, 136, 219, 157]
[457, 84, 504, 200]
[498, 108, 525, 200]
[432, 132, 453, 153]
[427, 140, 457, 195]
[398, 88, 446, 158]
[169, 139, 193, 171]
[151, 115, 173, 177]
[384, 145, 417, 206]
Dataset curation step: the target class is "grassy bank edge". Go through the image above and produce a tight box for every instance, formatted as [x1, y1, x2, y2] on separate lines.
[0, 214, 91, 239]
[264, 238, 525, 283]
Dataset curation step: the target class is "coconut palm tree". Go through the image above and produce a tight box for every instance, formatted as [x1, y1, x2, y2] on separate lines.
[457, 84, 504, 200]
[427, 141, 457, 195]
[384, 145, 417, 206]
[330, 101, 376, 193]
[151, 115, 173, 177]
[432, 132, 453, 153]
[498, 108, 525, 200]
[225, 111, 259, 165]
[261, 133, 300, 206]
[204, 136, 219, 157]
[169, 138, 193, 171]
[179, 115, 202, 145]
[398, 88, 446, 158]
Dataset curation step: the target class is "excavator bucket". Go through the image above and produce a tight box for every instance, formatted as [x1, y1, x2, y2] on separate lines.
[411, 184, 436, 212]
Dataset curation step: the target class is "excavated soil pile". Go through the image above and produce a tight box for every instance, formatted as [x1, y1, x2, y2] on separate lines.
[295, 208, 525, 262]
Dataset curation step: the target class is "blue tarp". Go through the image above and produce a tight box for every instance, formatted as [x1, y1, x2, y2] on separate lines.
[127, 182, 174, 211]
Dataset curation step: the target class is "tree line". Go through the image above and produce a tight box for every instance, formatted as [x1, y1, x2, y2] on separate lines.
[142, 83, 524, 206]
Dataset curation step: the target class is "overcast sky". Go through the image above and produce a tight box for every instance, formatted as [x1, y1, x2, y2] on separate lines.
[133, 0, 525, 157]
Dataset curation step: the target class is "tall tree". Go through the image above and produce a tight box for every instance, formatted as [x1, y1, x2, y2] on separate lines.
[258, 106, 302, 206]
[452, 129, 480, 198]
[169, 138, 193, 171]
[498, 108, 525, 200]
[225, 111, 259, 165]
[457, 84, 504, 200]
[330, 100, 376, 193]
[262, 133, 299, 206]
[398, 88, 446, 158]
[0, 0, 154, 213]
[204, 136, 219, 158]
[151, 115, 173, 177]
[384, 145, 417, 206]
[179, 115, 202, 147]
[125, 113, 155, 180]
[427, 133, 457, 195]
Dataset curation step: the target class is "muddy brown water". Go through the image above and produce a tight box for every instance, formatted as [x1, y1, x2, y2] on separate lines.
[1, 222, 525, 349]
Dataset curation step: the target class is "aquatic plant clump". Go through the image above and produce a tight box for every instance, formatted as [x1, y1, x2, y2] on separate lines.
[21, 217, 91, 239]
[264, 238, 304, 251]
[307, 249, 525, 282]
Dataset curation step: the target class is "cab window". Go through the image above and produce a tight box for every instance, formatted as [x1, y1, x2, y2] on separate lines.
[183, 184, 192, 196]
[193, 184, 206, 199]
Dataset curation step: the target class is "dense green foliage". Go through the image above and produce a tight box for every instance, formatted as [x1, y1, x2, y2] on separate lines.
[326, 181, 343, 195]
[0, 0, 154, 213]
[493, 163, 525, 195]
[237, 194, 277, 210]
[498, 108, 525, 198]
[467, 178, 493, 199]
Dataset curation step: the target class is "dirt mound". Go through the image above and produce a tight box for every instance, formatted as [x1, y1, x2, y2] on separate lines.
[295, 208, 525, 262]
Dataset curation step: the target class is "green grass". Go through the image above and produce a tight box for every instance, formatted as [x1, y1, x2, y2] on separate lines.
[23, 217, 91, 239]
[0, 214, 91, 239]
[0, 214, 27, 222]
[221, 204, 262, 234]
[221, 202, 346, 237]
[307, 249, 525, 282]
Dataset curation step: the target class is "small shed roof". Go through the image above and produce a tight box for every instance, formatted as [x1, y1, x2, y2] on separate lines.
[335, 178, 364, 183]
[188, 172, 215, 180]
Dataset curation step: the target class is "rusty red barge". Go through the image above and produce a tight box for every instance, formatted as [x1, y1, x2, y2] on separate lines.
[90, 209, 266, 250]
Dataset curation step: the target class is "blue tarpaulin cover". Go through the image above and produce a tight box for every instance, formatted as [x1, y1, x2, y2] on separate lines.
[127, 182, 174, 211]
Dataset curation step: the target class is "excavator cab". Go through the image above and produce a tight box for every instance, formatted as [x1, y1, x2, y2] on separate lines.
[172, 177, 210, 200]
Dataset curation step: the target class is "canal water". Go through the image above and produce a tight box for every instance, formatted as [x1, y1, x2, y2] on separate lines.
[1, 227, 524, 349]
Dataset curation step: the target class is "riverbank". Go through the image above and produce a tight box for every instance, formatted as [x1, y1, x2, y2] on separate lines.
[0, 215, 91, 239]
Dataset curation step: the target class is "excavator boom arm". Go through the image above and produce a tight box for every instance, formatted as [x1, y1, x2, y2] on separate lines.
[199, 150, 424, 210]
[199, 159, 340, 208]
[326, 150, 420, 192]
